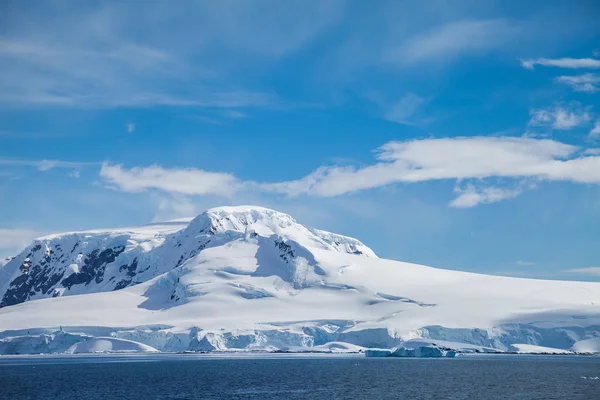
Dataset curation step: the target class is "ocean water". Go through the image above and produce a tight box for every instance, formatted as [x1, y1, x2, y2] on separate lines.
[0, 354, 598, 399]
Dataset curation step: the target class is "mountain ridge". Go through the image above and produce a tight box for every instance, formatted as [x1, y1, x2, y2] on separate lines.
[0, 206, 374, 307]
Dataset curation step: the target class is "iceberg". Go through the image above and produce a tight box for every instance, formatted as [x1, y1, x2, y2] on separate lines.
[366, 345, 456, 358]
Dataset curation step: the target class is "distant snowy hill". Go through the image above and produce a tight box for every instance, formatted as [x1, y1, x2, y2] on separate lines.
[0, 206, 599, 354]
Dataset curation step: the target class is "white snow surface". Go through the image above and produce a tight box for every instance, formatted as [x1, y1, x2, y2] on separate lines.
[571, 337, 600, 354]
[0, 206, 599, 354]
[508, 344, 573, 354]
[66, 337, 158, 354]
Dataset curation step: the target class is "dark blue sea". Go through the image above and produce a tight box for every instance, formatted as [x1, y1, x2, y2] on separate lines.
[0, 354, 598, 399]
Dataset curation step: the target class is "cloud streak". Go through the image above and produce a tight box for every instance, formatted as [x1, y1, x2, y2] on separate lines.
[99, 164, 239, 196]
[449, 184, 523, 208]
[564, 267, 600, 276]
[590, 121, 600, 137]
[0, 1, 342, 109]
[95, 136, 600, 209]
[0, 157, 98, 172]
[555, 74, 600, 93]
[529, 105, 591, 130]
[521, 57, 600, 69]
[262, 137, 600, 198]
[515, 261, 535, 266]
[384, 94, 427, 124]
[385, 19, 518, 65]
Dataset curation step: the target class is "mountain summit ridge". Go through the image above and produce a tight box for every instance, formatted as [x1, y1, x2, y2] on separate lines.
[0, 205, 374, 308]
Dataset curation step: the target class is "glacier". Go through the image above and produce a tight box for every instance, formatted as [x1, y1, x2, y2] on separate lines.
[0, 205, 599, 355]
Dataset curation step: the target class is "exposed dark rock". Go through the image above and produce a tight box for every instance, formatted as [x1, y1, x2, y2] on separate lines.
[114, 258, 139, 291]
[119, 258, 139, 277]
[61, 246, 125, 289]
[1, 257, 65, 308]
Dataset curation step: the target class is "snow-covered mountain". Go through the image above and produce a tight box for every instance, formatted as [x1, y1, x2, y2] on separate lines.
[0, 206, 599, 354]
[0, 206, 372, 308]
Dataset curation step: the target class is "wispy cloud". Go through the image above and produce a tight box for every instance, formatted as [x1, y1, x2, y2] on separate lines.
[449, 184, 522, 208]
[0, 37, 192, 107]
[521, 57, 600, 69]
[0, 1, 342, 109]
[221, 110, 247, 119]
[152, 194, 199, 222]
[590, 121, 600, 137]
[99, 163, 239, 196]
[260, 136, 600, 201]
[564, 267, 600, 276]
[127, 123, 136, 133]
[515, 260, 535, 266]
[555, 74, 600, 93]
[384, 94, 427, 124]
[0, 157, 98, 172]
[9, 137, 600, 209]
[385, 19, 519, 65]
[529, 105, 591, 130]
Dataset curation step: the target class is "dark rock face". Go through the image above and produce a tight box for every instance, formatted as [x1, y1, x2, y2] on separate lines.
[1, 256, 65, 308]
[275, 240, 295, 262]
[62, 246, 125, 289]
[114, 258, 139, 291]
[1, 244, 126, 308]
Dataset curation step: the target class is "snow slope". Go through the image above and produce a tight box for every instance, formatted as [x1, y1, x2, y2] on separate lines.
[571, 337, 600, 353]
[0, 206, 598, 354]
[508, 344, 573, 354]
[66, 337, 158, 354]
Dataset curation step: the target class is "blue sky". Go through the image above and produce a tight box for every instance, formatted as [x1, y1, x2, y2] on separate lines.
[1, 0, 600, 280]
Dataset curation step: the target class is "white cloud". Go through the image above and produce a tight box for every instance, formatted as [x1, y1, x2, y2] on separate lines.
[529, 105, 591, 130]
[386, 19, 518, 64]
[0, 229, 41, 258]
[564, 267, 600, 276]
[99, 163, 239, 196]
[127, 123, 135, 133]
[555, 74, 600, 93]
[93, 137, 600, 208]
[261, 136, 600, 200]
[521, 57, 600, 69]
[449, 184, 522, 208]
[384, 94, 426, 124]
[590, 121, 600, 137]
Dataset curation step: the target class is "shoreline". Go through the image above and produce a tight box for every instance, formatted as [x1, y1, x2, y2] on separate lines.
[0, 350, 597, 360]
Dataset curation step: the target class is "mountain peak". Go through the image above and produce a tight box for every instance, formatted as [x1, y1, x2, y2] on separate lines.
[187, 205, 297, 237]
[0, 205, 375, 308]
[206, 205, 292, 216]
[185, 205, 376, 258]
